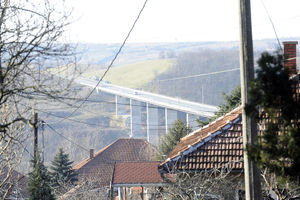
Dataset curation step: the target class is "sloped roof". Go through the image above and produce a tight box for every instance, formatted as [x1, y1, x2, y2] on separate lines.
[160, 106, 243, 172]
[74, 138, 157, 186]
[112, 161, 163, 187]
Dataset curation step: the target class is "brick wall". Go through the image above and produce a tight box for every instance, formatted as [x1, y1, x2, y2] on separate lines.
[283, 41, 298, 75]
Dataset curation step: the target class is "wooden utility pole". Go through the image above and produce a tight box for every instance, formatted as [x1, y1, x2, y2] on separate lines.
[32, 113, 38, 167]
[239, 0, 262, 199]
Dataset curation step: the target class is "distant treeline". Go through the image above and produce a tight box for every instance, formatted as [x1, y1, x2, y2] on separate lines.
[148, 49, 242, 106]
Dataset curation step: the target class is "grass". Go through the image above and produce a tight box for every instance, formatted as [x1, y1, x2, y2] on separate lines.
[83, 59, 174, 88]
[49, 59, 174, 89]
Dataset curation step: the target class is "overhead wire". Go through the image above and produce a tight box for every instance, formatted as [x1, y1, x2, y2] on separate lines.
[18, 102, 101, 126]
[35, 0, 300, 126]
[260, 0, 282, 51]
[45, 123, 90, 152]
[14, 1, 300, 159]
[22, 93, 223, 128]
[21, 104, 242, 154]
[45, 117, 226, 148]
[20, 101, 189, 128]
[20, 143, 34, 159]
[21, 102, 191, 131]
[31, 93, 219, 114]
[156, 68, 240, 82]
[57, 0, 149, 124]
[28, 0, 274, 131]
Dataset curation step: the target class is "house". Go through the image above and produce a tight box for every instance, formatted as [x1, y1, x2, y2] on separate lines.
[111, 161, 164, 200]
[160, 41, 299, 173]
[73, 138, 157, 187]
[159, 106, 243, 173]
[159, 41, 299, 199]
[59, 139, 159, 200]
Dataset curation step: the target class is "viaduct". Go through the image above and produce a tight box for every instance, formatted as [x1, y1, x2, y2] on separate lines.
[75, 77, 218, 146]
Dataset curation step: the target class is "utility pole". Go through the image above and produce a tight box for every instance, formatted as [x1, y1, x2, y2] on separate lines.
[32, 113, 38, 167]
[239, 0, 262, 199]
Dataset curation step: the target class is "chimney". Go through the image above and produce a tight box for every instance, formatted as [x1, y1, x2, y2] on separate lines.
[283, 41, 298, 75]
[90, 149, 94, 159]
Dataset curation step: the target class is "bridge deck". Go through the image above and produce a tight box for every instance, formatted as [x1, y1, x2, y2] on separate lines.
[75, 77, 218, 117]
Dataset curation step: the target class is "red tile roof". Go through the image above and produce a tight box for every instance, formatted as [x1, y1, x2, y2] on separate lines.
[74, 138, 157, 186]
[160, 45, 300, 173]
[160, 106, 243, 172]
[112, 161, 163, 186]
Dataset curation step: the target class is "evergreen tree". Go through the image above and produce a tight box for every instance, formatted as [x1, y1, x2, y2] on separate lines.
[217, 85, 241, 116]
[27, 153, 55, 200]
[246, 52, 300, 184]
[156, 119, 192, 160]
[50, 148, 78, 193]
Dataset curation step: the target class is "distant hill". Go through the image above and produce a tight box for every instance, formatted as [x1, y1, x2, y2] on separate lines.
[82, 59, 174, 89]
[74, 38, 300, 66]
[22, 38, 299, 173]
[67, 38, 300, 106]
[147, 49, 241, 105]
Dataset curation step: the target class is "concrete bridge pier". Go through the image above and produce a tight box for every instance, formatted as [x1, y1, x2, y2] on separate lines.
[146, 104, 162, 146]
[165, 109, 188, 134]
[115, 95, 130, 116]
[124, 98, 209, 145]
[130, 99, 147, 139]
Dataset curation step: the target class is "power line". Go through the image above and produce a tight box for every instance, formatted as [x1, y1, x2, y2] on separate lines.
[45, 123, 90, 152]
[154, 55, 299, 83]
[260, 0, 282, 51]
[36, 99, 241, 128]
[31, 93, 219, 114]
[19, 102, 101, 126]
[19, 95, 243, 131]
[21, 91, 244, 129]
[20, 101, 205, 130]
[33, 103, 184, 128]
[57, 0, 149, 124]
[156, 67, 240, 82]
[20, 143, 34, 159]
[25, 94, 221, 127]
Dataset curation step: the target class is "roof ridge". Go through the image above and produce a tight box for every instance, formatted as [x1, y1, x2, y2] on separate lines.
[182, 105, 242, 140]
[189, 116, 241, 151]
[115, 161, 160, 164]
[73, 140, 118, 170]
[161, 106, 243, 165]
[73, 138, 154, 170]
[161, 115, 242, 166]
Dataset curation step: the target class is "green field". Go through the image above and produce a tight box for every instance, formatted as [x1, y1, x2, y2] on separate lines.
[83, 59, 174, 88]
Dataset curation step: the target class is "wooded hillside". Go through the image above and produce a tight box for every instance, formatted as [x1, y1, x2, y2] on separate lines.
[148, 49, 241, 105]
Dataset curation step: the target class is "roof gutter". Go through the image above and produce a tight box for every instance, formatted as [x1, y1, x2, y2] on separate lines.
[112, 182, 165, 187]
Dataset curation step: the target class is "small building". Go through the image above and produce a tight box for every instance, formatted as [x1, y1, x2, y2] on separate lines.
[73, 138, 157, 187]
[159, 41, 300, 200]
[159, 106, 243, 173]
[112, 161, 164, 200]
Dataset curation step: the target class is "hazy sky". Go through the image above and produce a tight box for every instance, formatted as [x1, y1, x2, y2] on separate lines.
[66, 0, 300, 43]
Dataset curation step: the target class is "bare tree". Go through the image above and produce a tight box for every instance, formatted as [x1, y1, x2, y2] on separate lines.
[0, 104, 27, 199]
[261, 168, 300, 200]
[158, 168, 243, 200]
[57, 176, 109, 200]
[0, 0, 77, 197]
[0, 0, 76, 133]
[157, 159, 245, 200]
